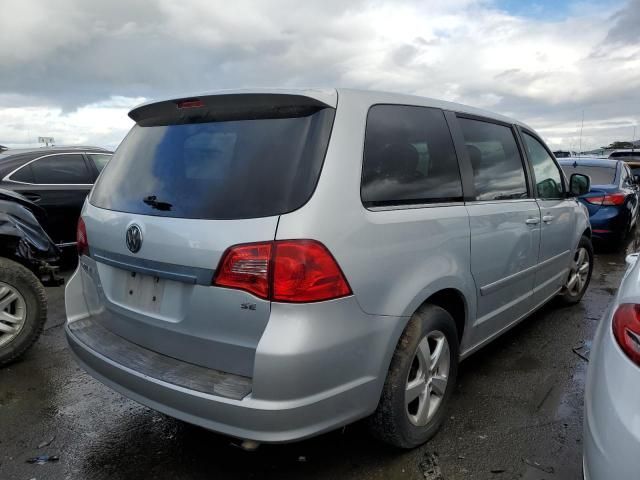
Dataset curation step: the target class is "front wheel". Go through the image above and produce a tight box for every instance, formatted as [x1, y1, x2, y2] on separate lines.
[558, 236, 593, 306]
[0, 258, 47, 366]
[367, 305, 459, 448]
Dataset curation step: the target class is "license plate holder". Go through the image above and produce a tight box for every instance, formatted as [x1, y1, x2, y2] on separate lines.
[124, 271, 165, 312]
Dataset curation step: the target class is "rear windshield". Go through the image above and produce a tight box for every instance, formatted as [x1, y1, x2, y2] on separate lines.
[90, 108, 335, 219]
[560, 165, 616, 185]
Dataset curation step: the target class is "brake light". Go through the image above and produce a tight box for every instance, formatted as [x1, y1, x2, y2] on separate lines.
[176, 98, 204, 109]
[76, 217, 88, 256]
[213, 240, 352, 303]
[585, 193, 626, 206]
[612, 304, 640, 366]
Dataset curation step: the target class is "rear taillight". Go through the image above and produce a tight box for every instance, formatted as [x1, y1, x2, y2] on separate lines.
[213, 243, 271, 299]
[585, 193, 626, 206]
[612, 304, 640, 366]
[213, 240, 352, 303]
[76, 217, 88, 256]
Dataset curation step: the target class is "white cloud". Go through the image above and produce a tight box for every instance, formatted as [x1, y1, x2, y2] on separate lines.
[0, 96, 142, 149]
[0, 0, 638, 150]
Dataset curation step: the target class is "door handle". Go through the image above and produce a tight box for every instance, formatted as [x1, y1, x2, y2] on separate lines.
[542, 215, 555, 223]
[22, 192, 41, 203]
[525, 217, 540, 225]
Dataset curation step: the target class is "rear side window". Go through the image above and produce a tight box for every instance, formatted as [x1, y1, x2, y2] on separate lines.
[88, 153, 112, 173]
[17, 154, 92, 184]
[560, 165, 615, 185]
[522, 133, 564, 199]
[361, 105, 462, 207]
[458, 118, 528, 201]
[611, 151, 640, 158]
[90, 108, 335, 219]
[10, 163, 34, 183]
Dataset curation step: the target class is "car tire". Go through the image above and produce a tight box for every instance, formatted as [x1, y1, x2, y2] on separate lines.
[0, 258, 47, 366]
[367, 304, 459, 448]
[558, 235, 593, 306]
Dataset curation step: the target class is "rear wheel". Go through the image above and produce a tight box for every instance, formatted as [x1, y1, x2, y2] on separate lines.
[559, 236, 593, 305]
[368, 305, 458, 448]
[0, 258, 47, 366]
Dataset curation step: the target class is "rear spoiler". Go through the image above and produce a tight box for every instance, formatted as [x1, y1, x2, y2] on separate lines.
[129, 93, 334, 127]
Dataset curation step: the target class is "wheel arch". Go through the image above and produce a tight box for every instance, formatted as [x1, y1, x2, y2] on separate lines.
[420, 288, 467, 343]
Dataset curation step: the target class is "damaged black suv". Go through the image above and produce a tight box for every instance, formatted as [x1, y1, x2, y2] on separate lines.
[0, 188, 61, 365]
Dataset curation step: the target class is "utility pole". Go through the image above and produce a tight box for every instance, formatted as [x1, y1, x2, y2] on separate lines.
[579, 110, 584, 155]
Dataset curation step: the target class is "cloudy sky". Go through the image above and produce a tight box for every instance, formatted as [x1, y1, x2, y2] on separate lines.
[0, 0, 638, 151]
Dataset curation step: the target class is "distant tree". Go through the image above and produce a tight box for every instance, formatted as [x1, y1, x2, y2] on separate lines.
[607, 141, 634, 149]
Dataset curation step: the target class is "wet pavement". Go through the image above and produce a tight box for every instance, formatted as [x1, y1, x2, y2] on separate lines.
[2, 233, 639, 480]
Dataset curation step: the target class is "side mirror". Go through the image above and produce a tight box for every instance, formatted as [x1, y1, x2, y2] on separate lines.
[569, 173, 590, 197]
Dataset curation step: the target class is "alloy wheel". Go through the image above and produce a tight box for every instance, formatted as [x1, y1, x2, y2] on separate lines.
[566, 247, 590, 296]
[0, 282, 27, 348]
[405, 330, 451, 426]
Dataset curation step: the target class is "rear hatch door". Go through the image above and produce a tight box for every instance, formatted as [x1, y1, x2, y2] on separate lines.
[82, 92, 336, 377]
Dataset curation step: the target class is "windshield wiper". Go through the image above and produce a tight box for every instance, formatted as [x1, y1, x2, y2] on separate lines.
[143, 195, 173, 211]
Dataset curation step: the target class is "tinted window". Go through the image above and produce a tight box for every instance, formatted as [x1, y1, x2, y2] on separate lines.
[621, 165, 631, 186]
[361, 105, 462, 206]
[88, 154, 112, 173]
[10, 163, 34, 183]
[25, 154, 93, 184]
[458, 118, 527, 201]
[610, 151, 640, 159]
[560, 165, 615, 185]
[91, 108, 335, 219]
[523, 133, 564, 199]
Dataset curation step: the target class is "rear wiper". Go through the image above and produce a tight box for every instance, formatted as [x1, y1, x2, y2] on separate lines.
[143, 195, 173, 211]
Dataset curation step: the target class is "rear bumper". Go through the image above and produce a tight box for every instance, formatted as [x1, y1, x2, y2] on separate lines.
[66, 324, 384, 442]
[589, 207, 629, 240]
[65, 269, 406, 443]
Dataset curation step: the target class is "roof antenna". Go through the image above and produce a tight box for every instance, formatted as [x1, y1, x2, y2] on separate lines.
[578, 110, 584, 157]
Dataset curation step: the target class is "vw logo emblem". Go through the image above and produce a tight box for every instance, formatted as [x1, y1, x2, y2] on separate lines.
[126, 224, 143, 253]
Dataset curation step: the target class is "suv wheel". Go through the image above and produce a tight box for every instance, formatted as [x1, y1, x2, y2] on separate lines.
[0, 258, 47, 366]
[559, 235, 593, 305]
[368, 304, 459, 448]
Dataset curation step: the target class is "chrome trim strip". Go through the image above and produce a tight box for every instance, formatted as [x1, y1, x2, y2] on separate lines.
[2, 152, 111, 186]
[465, 198, 536, 205]
[479, 249, 570, 296]
[368, 201, 464, 211]
[91, 248, 214, 286]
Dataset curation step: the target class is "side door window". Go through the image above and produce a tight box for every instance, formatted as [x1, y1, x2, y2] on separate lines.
[457, 118, 528, 200]
[623, 164, 634, 188]
[361, 105, 463, 207]
[522, 133, 564, 199]
[30, 154, 93, 184]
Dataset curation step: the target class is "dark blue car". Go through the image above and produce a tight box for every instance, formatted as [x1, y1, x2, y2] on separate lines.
[559, 158, 639, 244]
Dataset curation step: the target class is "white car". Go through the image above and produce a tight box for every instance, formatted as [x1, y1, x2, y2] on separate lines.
[584, 252, 640, 478]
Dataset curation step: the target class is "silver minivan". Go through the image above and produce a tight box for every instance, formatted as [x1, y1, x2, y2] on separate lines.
[65, 88, 593, 448]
